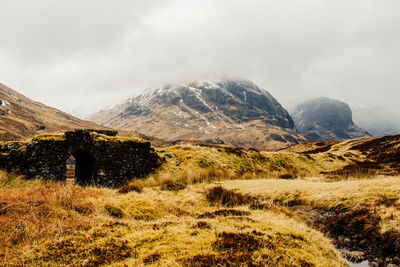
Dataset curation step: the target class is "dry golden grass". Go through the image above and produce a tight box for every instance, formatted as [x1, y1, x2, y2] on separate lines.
[0, 172, 105, 264]
[0, 171, 346, 266]
[127, 144, 351, 189]
[0, 171, 48, 189]
[221, 176, 400, 257]
[3, 135, 399, 265]
[221, 176, 400, 211]
[89, 131, 146, 143]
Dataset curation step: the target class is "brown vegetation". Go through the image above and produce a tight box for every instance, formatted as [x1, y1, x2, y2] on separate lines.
[195, 221, 212, 229]
[0, 171, 346, 266]
[222, 176, 400, 261]
[160, 180, 187, 191]
[3, 134, 400, 265]
[205, 186, 255, 207]
[0, 178, 102, 264]
[213, 232, 266, 252]
[320, 207, 400, 256]
[117, 184, 143, 194]
[197, 209, 251, 219]
[143, 252, 161, 264]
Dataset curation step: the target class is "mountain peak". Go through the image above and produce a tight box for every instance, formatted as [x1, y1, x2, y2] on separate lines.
[292, 97, 370, 141]
[90, 79, 306, 150]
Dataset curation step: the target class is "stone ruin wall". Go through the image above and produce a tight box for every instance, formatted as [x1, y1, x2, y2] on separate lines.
[0, 129, 161, 187]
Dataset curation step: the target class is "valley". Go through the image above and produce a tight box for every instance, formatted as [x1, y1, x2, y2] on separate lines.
[1, 132, 400, 266]
[2, 1, 399, 266]
[0, 82, 399, 266]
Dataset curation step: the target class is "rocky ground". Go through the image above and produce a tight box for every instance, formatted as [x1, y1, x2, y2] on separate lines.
[315, 210, 400, 267]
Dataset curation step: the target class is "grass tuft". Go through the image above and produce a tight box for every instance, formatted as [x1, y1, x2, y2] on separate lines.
[117, 184, 143, 194]
[213, 232, 266, 252]
[143, 252, 161, 264]
[31, 229, 134, 266]
[195, 221, 212, 229]
[181, 252, 256, 267]
[160, 180, 186, 191]
[197, 209, 251, 219]
[205, 186, 255, 207]
[104, 204, 124, 219]
[0, 171, 48, 189]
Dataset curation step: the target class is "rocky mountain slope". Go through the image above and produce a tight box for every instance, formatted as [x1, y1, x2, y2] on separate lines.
[90, 80, 307, 150]
[0, 82, 105, 141]
[291, 97, 370, 141]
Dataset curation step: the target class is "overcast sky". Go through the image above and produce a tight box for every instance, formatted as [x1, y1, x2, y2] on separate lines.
[1, 0, 399, 118]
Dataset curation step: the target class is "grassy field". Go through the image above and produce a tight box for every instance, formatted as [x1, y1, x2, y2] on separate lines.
[221, 177, 400, 255]
[128, 144, 350, 189]
[2, 169, 400, 265]
[1, 135, 400, 265]
[0, 171, 347, 266]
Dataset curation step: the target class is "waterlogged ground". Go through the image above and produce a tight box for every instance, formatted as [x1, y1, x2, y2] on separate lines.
[221, 177, 400, 266]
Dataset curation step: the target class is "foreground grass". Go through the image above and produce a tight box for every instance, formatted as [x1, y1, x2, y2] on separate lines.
[0, 171, 345, 266]
[221, 176, 400, 257]
[0, 171, 51, 189]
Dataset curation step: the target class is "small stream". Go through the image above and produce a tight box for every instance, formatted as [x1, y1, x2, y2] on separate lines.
[347, 260, 370, 267]
[340, 248, 391, 266]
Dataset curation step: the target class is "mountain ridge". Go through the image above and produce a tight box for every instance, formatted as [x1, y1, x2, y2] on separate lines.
[291, 97, 370, 141]
[0, 82, 107, 141]
[90, 80, 307, 150]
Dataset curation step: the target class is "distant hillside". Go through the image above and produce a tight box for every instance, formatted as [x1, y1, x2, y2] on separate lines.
[0, 82, 106, 141]
[89, 80, 307, 150]
[283, 134, 400, 176]
[291, 97, 370, 141]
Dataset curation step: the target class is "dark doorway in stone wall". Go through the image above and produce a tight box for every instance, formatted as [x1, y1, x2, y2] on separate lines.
[72, 150, 97, 185]
[66, 155, 76, 184]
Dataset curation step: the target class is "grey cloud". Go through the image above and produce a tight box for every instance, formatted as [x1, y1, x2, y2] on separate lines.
[0, 0, 399, 118]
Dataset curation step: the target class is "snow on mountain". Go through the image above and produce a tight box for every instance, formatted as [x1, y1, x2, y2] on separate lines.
[89, 80, 307, 150]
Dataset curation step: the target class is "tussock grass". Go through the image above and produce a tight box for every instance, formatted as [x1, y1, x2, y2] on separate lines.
[3, 137, 397, 264]
[221, 176, 400, 258]
[32, 226, 135, 266]
[195, 221, 212, 229]
[213, 231, 265, 252]
[0, 171, 49, 188]
[143, 252, 161, 265]
[205, 186, 255, 207]
[160, 180, 187, 191]
[32, 134, 66, 141]
[0, 182, 105, 264]
[221, 176, 400, 211]
[117, 184, 143, 194]
[90, 131, 146, 143]
[197, 209, 251, 219]
[126, 144, 351, 189]
[322, 161, 379, 180]
[0, 176, 346, 266]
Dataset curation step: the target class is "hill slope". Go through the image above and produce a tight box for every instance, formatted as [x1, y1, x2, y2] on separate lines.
[2, 133, 400, 265]
[292, 97, 370, 141]
[90, 80, 307, 150]
[0, 82, 105, 141]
